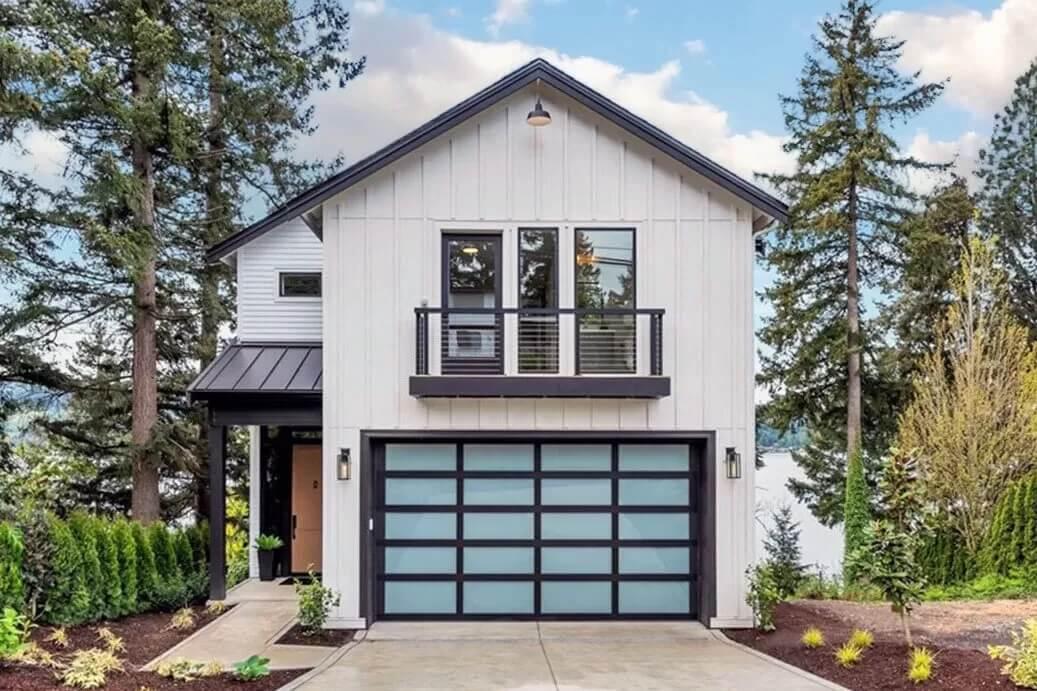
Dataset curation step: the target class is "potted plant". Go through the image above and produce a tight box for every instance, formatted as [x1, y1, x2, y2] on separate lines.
[254, 534, 284, 581]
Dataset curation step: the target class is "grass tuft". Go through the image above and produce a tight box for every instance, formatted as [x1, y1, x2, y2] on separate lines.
[801, 626, 825, 649]
[834, 642, 863, 668]
[908, 647, 934, 684]
[848, 628, 874, 649]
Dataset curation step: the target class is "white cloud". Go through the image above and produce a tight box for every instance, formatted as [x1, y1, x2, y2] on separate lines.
[444, 6, 461, 18]
[486, 0, 531, 36]
[625, 6, 639, 22]
[353, 0, 385, 16]
[302, 10, 792, 188]
[877, 0, 1037, 115]
[0, 127, 68, 187]
[683, 39, 706, 56]
[906, 130, 983, 194]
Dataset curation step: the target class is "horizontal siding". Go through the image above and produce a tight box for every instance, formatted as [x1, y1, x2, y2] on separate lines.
[236, 218, 322, 341]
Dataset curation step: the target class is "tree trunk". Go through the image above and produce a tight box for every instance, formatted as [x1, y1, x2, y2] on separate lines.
[846, 185, 862, 458]
[129, 18, 161, 524]
[900, 610, 913, 648]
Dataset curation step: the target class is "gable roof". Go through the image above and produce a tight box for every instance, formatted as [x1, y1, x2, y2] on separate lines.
[207, 58, 788, 262]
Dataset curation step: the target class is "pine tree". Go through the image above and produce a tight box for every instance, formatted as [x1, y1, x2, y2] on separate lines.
[763, 504, 804, 597]
[977, 59, 1037, 335]
[759, 0, 947, 526]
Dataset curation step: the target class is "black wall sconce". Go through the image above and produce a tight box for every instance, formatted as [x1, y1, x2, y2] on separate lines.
[725, 447, 742, 479]
[337, 448, 351, 481]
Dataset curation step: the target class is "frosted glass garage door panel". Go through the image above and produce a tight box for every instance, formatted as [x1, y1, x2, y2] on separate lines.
[541, 444, 611, 471]
[463, 444, 534, 471]
[385, 444, 456, 470]
[618, 582, 690, 614]
[384, 582, 455, 614]
[464, 548, 534, 574]
[619, 480, 688, 505]
[463, 513, 534, 539]
[463, 479, 534, 505]
[385, 513, 456, 540]
[541, 478, 611, 505]
[463, 582, 534, 614]
[540, 513, 612, 539]
[384, 547, 455, 574]
[542, 582, 612, 614]
[619, 548, 690, 575]
[541, 547, 611, 574]
[385, 479, 456, 505]
[618, 444, 689, 471]
[618, 513, 689, 540]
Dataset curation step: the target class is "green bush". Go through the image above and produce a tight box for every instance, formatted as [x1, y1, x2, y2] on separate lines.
[175, 530, 205, 601]
[842, 448, 870, 583]
[917, 527, 973, 586]
[44, 515, 91, 626]
[148, 523, 186, 610]
[131, 522, 158, 612]
[990, 619, 1037, 688]
[295, 570, 340, 634]
[16, 509, 57, 619]
[745, 562, 781, 632]
[763, 504, 804, 598]
[0, 523, 24, 613]
[0, 606, 29, 658]
[93, 519, 122, 619]
[187, 523, 207, 573]
[67, 513, 104, 621]
[111, 520, 138, 615]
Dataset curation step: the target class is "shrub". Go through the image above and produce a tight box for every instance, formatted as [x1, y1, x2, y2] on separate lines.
[990, 619, 1037, 688]
[296, 569, 340, 634]
[0, 524, 24, 614]
[43, 515, 91, 626]
[149, 523, 186, 609]
[60, 647, 124, 688]
[93, 519, 122, 619]
[206, 600, 228, 616]
[228, 558, 249, 588]
[156, 657, 221, 681]
[191, 521, 209, 570]
[908, 647, 934, 684]
[175, 530, 205, 601]
[764, 504, 804, 598]
[849, 628, 874, 649]
[745, 563, 781, 632]
[848, 520, 925, 647]
[45, 627, 69, 648]
[234, 654, 271, 681]
[9, 641, 57, 668]
[254, 534, 284, 551]
[0, 607, 29, 658]
[111, 520, 138, 615]
[131, 522, 158, 611]
[795, 567, 842, 600]
[834, 642, 863, 668]
[17, 509, 56, 619]
[68, 513, 104, 621]
[843, 448, 871, 583]
[801, 626, 824, 649]
[167, 607, 196, 631]
[96, 626, 125, 653]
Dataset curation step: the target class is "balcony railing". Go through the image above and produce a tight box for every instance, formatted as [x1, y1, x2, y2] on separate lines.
[414, 306, 665, 379]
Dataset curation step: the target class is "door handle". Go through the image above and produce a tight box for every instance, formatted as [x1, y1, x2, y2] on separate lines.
[292, 515, 297, 540]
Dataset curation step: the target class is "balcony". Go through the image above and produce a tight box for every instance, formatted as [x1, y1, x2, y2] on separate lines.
[410, 306, 669, 398]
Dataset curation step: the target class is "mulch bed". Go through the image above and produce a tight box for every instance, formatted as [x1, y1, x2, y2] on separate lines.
[275, 623, 354, 647]
[0, 605, 307, 690]
[726, 602, 1009, 690]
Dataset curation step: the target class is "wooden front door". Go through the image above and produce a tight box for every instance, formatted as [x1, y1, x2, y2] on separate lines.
[291, 445, 322, 573]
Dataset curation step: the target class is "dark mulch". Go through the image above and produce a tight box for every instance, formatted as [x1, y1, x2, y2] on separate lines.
[276, 623, 354, 647]
[0, 605, 307, 690]
[727, 602, 1010, 690]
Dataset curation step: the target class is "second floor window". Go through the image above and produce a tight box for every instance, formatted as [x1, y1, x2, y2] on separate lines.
[575, 229, 636, 374]
[279, 271, 321, 298]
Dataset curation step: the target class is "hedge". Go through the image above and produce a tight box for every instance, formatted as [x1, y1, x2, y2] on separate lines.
[111, 519, 138, 616]
[44, 515, 91, 626]
[0, 523, 24, 612]
[93, 518, 123, 619]
[68, 512, 105, 621]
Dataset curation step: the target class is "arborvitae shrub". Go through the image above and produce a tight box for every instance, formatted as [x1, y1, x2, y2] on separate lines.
[188, 522, 208, 572]
[0, 523, 24, 612]
[987, 489, 1013, 575]
[132, 522, 158, 611]
[93, 518, 123, 619]
[111, 520, 138, 615]
[175, 530, 205, 601]
[67, 513, 104, 621]
[1026, 479, 1037, 566]
[1012, 483, 1028, 567]
[843, 448, 870, 583]
[148, 523, 185, 609]
[44, 515, 91, 626]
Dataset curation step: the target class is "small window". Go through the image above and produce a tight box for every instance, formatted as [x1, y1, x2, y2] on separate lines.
[279, 272, 321, 297]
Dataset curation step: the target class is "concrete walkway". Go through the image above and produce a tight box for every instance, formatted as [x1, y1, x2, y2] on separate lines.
[283, 621, 845, 691]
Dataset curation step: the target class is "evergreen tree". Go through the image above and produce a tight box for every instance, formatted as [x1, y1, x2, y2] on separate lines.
[0, 524, 24, 612]
[759, 0, 947, 526]
[131, 522, 158, 611]
[977, 59, 1037, 335]
[763, 504, 804, 597]
[44, 515, 90, 625]
[67, 512, 104, 621]
[1011, 481, 1028, 567]
[112, 520, 138, 615]
[93, 519, 122, 620]
[1025, 479, 1037, 566]
[843, 448, 870, 582]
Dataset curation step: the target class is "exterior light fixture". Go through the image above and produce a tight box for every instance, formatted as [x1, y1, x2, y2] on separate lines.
[461, 245, 479, 255]
[337, 448, 351, 481]
[527, 80, 551, 127]
[725, 447, 742, 480]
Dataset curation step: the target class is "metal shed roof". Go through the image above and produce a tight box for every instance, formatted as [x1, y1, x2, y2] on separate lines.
[188, 342, 322, 400]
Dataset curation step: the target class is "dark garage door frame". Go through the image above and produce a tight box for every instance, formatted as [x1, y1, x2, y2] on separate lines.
[359, 430, 716, 625]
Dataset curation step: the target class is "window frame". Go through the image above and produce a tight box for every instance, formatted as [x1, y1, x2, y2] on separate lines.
[275, 270, 322, 300]
[517, 227, 560, 375]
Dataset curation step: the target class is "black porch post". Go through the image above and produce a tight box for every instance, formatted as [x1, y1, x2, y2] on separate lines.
[208, 419, 227, 600]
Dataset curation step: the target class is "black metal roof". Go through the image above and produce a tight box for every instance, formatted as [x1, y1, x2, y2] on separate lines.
[207, 58, 788, 262]
[188, 342, 322, 400]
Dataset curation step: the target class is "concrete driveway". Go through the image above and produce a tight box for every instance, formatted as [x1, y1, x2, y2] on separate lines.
[285, 621, 843, 691]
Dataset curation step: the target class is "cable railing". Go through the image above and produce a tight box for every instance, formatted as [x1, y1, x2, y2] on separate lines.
[415, 306, 664, 377]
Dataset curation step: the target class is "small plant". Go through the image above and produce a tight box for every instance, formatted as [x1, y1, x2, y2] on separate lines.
[206, 600, 228, 615]
[745, 562, 781, 632]
[764, 504, 805, 598]
[155, 657, 221, 681]
[848, 628, 874, 649]
[990, 619, 1037, 688]
[166, 607, 196, 631]
[834, 642, 863, 668]
[295, 569, 340, 634]
[0, 607, 30, 658]
[254, 534, 284, 551]
[46, 626, 70, 649]
[233, 654, 271, 681]
[60, 648, 124, 689]
[9, 641, 59, 668]
[96, 627, 125, 653]
[908, 647, 934, 684]
[202, 660, 224, 677]
[801, 626, 825, 649]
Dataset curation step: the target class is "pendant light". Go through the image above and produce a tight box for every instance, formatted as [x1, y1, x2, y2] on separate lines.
[527, 79, 552, 127]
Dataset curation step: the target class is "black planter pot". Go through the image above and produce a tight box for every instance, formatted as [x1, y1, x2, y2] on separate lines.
[258, 550, 276, 581]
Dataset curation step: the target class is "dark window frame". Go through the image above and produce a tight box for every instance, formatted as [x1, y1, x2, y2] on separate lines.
[517, 227, 560, 374]
[440, 233, 505, 375]
[574, 227, 637, 375]
[278, 271, 322, 298]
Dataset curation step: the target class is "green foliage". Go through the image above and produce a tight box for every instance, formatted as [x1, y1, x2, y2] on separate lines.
[848, 520, 925, 646]
[254, 534, 284, 551]
[234, 654, 271, 681]
[93, 519, 122, 620]
[908, 647, 934, 684]
[68, 513, 104, 621]
[16, 509, 56, 620]
[795, 568, 844, 600]
[745, 563, 781, 632]
[295, 570, 340, 634]
[843, 449, 871, 582]
[43, 515, 91, 626]
[849, 629, 874, 649]
[990, 619, 1037, 688]
[60, 648, 125, 689]
[923, 569, 1037, 601]
[0, 523, 24, 613]
[175, 530, 205, 601]
[0, 607, 29, 658]
[131, 522, 158, 612]
[917, 527, 974, 586]
[111, 520, 138, 616]
[763, 504, 804, 598]
[148, 523, 187, 610]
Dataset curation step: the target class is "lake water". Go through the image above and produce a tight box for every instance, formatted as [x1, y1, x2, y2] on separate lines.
[755, 450, 844, 576]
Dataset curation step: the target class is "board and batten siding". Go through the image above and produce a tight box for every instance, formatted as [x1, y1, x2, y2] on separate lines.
[235, 217, 322, 342]
[320, 84, 756, 628]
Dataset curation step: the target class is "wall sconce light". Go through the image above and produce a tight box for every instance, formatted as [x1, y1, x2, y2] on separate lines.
[725, 447, 742, 480]
[337, 448, 351, 481]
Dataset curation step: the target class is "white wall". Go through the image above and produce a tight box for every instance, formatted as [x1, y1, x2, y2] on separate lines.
[236, 218, 322, 342]
[320, 84, 758, 628]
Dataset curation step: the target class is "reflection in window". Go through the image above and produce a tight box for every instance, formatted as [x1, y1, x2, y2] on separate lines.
[279, 272, 321, 297]
[443, 236, 502, 373]
[518, 228, 558, 373]
[575, 229, 635, 373]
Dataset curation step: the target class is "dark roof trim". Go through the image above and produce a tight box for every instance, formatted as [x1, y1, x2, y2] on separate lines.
[207, 58, 788, 262]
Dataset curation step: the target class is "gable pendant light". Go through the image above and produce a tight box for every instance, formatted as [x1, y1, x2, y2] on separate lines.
[527, 78, 552, 127]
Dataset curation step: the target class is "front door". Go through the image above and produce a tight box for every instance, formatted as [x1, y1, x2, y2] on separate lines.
[442, 234, 503, 374]
[291, 445, 323, 573]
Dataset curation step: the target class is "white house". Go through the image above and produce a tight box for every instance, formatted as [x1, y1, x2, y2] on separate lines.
[189, 59, 787, 629]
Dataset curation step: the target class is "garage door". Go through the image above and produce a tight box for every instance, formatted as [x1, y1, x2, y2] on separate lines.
[374, 441, 700, 619]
